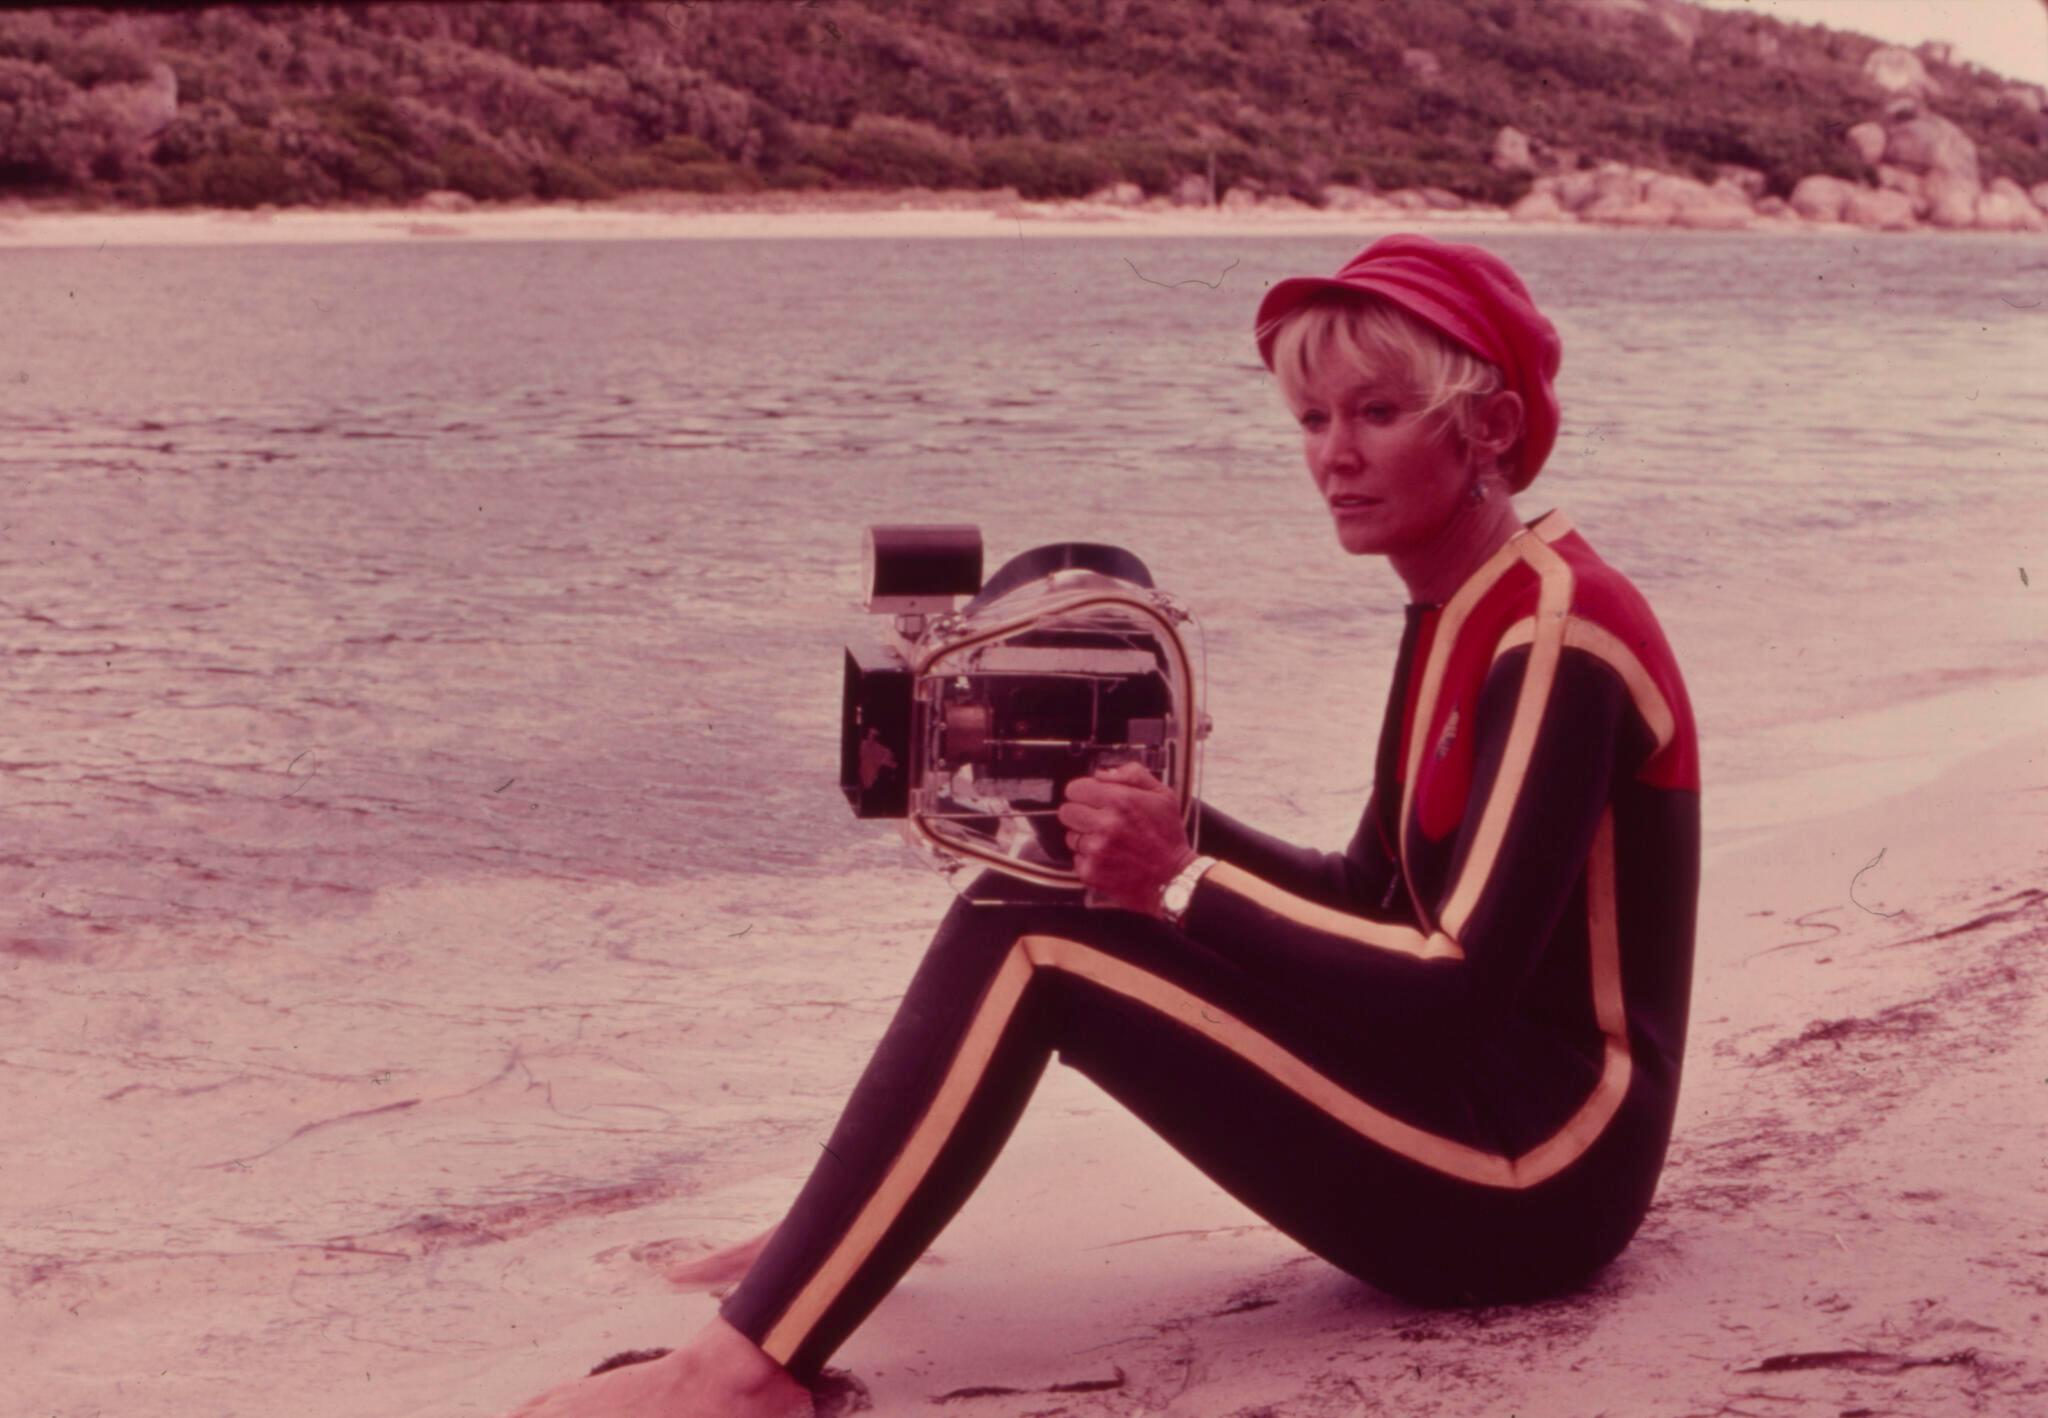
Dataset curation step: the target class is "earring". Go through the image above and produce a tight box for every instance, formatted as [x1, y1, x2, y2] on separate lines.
[1466, 475, 1487, 506]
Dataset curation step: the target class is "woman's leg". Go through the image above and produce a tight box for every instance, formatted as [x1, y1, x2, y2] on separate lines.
[719, 883, 1526, 1386]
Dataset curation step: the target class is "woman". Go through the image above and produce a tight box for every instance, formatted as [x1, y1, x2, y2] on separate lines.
[508, 234, 1700, 1417]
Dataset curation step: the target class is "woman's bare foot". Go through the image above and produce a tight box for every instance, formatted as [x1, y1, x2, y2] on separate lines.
[663, 1224, 777, 1290]
[502, 1316, 811, 1418]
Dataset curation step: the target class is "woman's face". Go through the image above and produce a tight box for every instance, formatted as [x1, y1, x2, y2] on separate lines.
[1290, 361, 1470, 560]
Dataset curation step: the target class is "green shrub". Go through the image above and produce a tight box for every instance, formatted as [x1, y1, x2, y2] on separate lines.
[156, 139, 297, 207]
[530, 156, 612, 200]
[804, 115, 974, 188]
[763, 162, 831, 190]
[971, 138, 1111, 198]
[437, 139, 530, 200]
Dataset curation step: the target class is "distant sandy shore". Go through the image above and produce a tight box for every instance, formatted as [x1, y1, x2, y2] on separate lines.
[0, 190, 1645, 248]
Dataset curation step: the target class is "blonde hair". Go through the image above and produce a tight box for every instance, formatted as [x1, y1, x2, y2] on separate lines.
[1266, 295, 1506, 457]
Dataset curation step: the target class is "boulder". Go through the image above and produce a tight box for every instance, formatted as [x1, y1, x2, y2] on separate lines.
[1883, 113, 1978, 184]
[2032, 182, 2048, 214]
[1539, 170, 1602, 212]
[1980, 178, 2047, 232]
[1219, 185, 1264, 213]
[1922, 170, 1981, 229]
[1171, 173, 1212, 207]
[1841, 188, 1916, 231]
[1672, 194, 1755, 230]
[1863, 45, 1936, 98]
[1788, 174, 1856, 223]
[2001, 83, 2047, 115]
[1416, 186, 1466, 211]
[1383, 189, 1432, 212]
[1845, 122, 1887, 166]
[1319, 184, 1387, 212]
[1755, 195, 1789, 218]
[1510, 189, 1568, 223]
[1711, 164, 1767, 200]
[1492, 125, 1535, 173]
[1874, 165, 1930, 217]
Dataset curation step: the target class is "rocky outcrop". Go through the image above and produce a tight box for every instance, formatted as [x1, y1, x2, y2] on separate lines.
[2033, 183, 2048, 214]
[1510, 189, 1567, 223]
[1788, 174, 1855, 223]
[1923, 170, 1980, 229]
[1492, 125, 1534, 174]
[1844, 122, 1887, 167]
[1978, 178, 2047, 233]
[1841, 187, 1915, 231]
[1882, 111, 1979, 185]
[1863, 46, 1937, 99]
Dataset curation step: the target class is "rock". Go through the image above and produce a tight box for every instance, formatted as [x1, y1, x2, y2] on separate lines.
[1416, 186, 1466, 211]
[1510, 189, 1568, 223]
[1492, 125, 1535, 173]
[1383, 189, 1432, 212]
[1671, 195, 1755, 230]
[1319, 184, 1385, 212]
[1841, 188, 1916, 231]
[1863, 45, 1937, 98]
[1589, 165, 1645, 207]
[416, 189, 476, 213]
[1875, 166, 1930, 217]
[1401, 48, 1441, 82]
[1090, 181, 1145, 207]
[1219, 186, 1264, 213]
[1980, 178, 2047, 232]
[1788, 174, 1856, 223]
[2031, 182, 2048, 214]
[1922, 170, 1981, 229]
[1883, 113, 1978, 184]
[1845, 122, 1887, 167]
[2001, 82, 2047, 115]
[1540, 171, 1602, 212]
[1916, 172, 1982, 229]
[1755, 195, 1789, 218]
[1711, 164, 1767, 201]
[1170, 174, 1212, 207]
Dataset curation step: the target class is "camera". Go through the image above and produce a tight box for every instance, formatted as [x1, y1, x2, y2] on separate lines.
[842, 525, 1207, 895]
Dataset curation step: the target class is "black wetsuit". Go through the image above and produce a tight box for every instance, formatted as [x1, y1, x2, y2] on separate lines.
[724, 510, 1700, 1383]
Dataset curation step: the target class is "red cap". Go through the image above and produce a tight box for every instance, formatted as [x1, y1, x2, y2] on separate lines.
[1253, 234, 1563, 491]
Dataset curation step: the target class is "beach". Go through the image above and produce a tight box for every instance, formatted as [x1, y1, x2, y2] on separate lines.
[4, 214, 2044, 1417]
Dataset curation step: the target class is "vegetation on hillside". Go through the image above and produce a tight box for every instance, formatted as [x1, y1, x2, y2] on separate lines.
[1, 0, 2043, 210]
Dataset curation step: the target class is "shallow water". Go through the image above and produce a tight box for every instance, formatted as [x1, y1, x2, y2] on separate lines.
[5, 231, 2042, 906]
[3, 228, 2045, 1412]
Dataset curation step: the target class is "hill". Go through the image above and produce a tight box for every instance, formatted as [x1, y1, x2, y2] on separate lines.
[1, 0, 2044, 218]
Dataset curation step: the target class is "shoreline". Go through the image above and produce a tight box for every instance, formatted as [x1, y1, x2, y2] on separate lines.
[1, 189, 2033, 248]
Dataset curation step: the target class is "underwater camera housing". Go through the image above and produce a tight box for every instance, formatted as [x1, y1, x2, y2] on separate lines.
[842, 525, 1206, 897]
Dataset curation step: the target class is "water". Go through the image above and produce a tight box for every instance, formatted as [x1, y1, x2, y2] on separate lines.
[2, 228, 2045, 1412]
[4, 231, 2042, 910]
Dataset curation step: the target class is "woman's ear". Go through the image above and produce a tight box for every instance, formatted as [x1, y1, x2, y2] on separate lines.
[1473, 389, 1525, 467]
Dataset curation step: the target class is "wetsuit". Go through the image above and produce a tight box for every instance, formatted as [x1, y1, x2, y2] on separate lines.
[724, 510, 1700, 1384]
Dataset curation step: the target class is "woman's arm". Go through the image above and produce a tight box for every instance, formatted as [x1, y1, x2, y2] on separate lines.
[1181, 643, 1640, 1027]
[1193, 800, 1413, 922]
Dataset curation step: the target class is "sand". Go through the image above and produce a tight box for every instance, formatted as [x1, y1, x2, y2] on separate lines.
[12, 671, 2045, 1417]
[0, 190, 1602, 249]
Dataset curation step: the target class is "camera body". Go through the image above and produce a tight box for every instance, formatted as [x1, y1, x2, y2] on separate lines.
[842, 525, 1206, 894]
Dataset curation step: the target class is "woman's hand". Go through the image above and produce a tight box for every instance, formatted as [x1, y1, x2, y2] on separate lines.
[1056, 761, 1196, 914]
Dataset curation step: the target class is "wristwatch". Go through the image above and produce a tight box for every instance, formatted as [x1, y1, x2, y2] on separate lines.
[1160, 855, 1217, 925]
